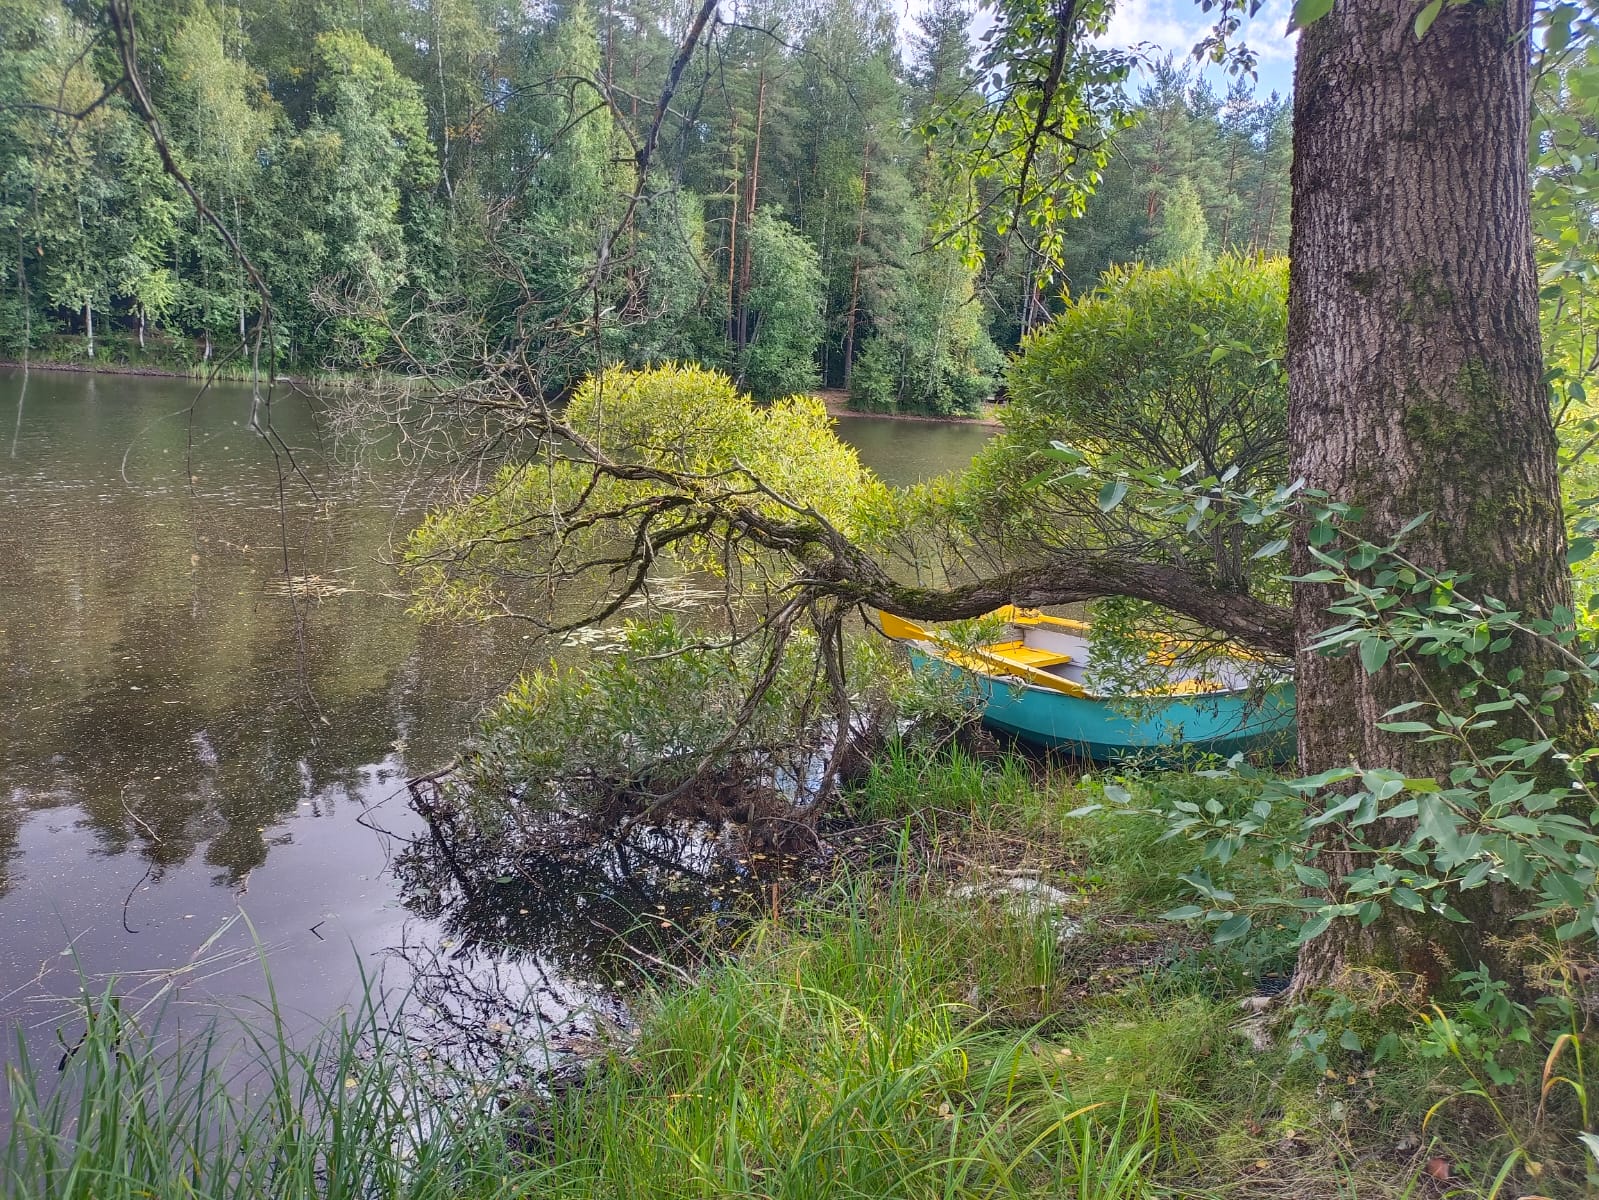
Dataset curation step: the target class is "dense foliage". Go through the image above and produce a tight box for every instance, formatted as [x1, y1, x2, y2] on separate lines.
[1004, 255, 1286, 481]
[400, 249, 1295, 652]
[0, 0, 1290, 411]
[404, 363, 879, 620]
[951, 255, 1288, 599]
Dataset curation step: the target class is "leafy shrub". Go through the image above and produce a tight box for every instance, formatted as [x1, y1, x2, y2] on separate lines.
[1126, 505, 1599, 958]
[462, 612, 961, 838]
[403, 364, 872, 619]
[999, 254, 1287, 487]
[847, 313, 1000, 418]
[848, 239, 1001, 417]
[946, 256, 1289, 630]
[847, 336, 899, 413]
[467, 617, 838, 827]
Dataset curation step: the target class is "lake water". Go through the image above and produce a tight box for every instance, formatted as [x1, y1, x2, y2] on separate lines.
[0, 368, 992, 1065]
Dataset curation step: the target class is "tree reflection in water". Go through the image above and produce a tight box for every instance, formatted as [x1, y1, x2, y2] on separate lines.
[389, 798, 805, 1080]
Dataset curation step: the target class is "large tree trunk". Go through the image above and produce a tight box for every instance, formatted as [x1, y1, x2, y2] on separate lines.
[1287, 0, 1574, 989]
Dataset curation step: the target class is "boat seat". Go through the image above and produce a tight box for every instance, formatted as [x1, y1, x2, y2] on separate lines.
[982, 644, 1074, 669]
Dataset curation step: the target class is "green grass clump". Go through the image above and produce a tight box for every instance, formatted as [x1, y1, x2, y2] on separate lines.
[523, 871, 1181, 1199]
[849, 740, 1039, 827]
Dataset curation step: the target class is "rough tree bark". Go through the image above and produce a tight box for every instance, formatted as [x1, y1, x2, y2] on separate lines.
[1287, 0, 1575, 988]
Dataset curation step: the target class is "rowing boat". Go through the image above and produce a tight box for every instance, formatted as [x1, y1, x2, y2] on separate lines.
[878, 605, 1295, 762]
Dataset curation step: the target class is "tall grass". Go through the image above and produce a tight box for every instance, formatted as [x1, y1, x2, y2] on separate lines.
[850, 741, 1042, 828]
[2, 971, 524, 1200]
[521, 864, 1184, 1199]
[2, 864, 1183, 1200]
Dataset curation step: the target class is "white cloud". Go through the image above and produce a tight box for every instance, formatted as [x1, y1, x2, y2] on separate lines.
[1099, 0, 1297, 92]
[1101, 0, 1213, 57]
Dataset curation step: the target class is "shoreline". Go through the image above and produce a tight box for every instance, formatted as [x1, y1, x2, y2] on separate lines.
[9, 744, 1530, 1199]
[1, 361, 1005, 429]
[815, 388, 1003, 429]
[0, 358, 302, 383]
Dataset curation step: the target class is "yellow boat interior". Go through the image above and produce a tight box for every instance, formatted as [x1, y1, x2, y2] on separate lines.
[877, 605, 1250, 699]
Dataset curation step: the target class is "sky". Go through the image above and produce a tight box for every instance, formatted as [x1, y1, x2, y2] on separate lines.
[1100, 0, 1298, 97]
[894, 0, 1299, 100]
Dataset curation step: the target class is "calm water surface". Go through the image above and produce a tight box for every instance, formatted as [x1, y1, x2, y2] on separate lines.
[0, 369, 991, 1061]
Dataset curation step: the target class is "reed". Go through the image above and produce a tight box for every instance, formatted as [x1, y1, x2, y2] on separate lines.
[2, 967, 527, 1200]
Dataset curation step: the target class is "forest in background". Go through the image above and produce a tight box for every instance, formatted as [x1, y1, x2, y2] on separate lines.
[0, 0, 1288, 414]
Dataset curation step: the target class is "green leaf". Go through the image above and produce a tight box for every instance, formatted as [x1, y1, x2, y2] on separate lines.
[1298, 912, 1334, 943]
[1308, 794, 1363, 827]
[1568, 537, 1595, 565]
[1097, 480, 1129, 513]
[1457, 861, 1494, 889]
[1360, 638, 1391, 674]
[1213, 913, 1253, 944]
[1289, 0, 1334, 30]
[1293, 863, 1331, 888]
[1377, 720, 1434, 734]
[1339, 1028, 1364, 1052]
[1491, 815, 1542, 836]
[1392, 886, 1425, 912]
[1161, 905, 1204, 921]
[1545, 5, 1575, 52]
[1578, 1131, 1599, 1167]
[1413, 0, 1443, 36]
[1253, 537, 1290, 559]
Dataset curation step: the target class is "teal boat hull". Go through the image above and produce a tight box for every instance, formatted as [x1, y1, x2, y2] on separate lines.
[910, 649, 1296, 763]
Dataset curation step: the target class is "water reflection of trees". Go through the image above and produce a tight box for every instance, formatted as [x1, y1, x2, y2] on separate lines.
[0, 372, 523, 897]
[388, 806, 786, 1076]
[394, 809, 767, 976]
